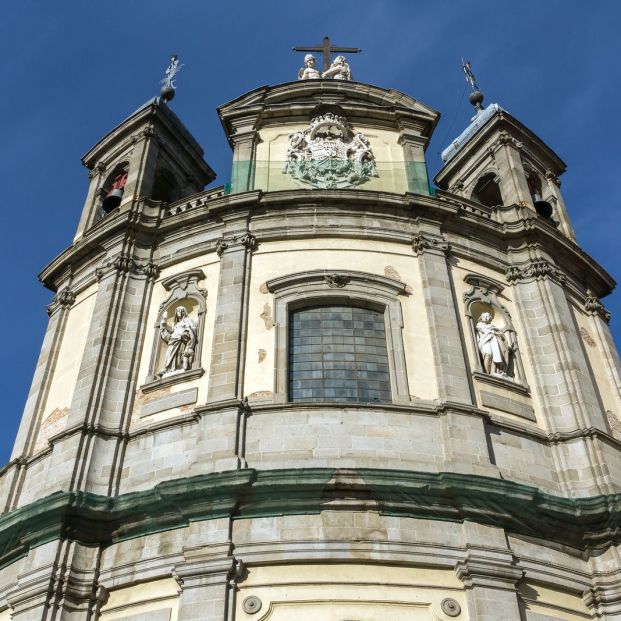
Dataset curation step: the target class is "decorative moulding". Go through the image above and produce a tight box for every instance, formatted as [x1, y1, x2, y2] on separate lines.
[266, 269, 408, 296]
[140, 367, 205, 395]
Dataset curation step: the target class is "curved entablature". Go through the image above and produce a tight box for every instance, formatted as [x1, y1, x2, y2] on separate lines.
[38, 188, 616, 300]
[218, 80, 440, 137]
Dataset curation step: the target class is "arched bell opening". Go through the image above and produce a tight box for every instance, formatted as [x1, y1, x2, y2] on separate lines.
[471, 172, 503, 207]
[526, 169, 554, 221]
[151, 168, 179, 204]
[100, 162, 129, 215]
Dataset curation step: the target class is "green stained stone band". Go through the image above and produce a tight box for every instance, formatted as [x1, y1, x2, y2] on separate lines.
[1, 468, 620, 569]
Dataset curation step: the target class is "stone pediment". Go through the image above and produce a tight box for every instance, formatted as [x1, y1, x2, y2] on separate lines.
[218, 80, 440, 143]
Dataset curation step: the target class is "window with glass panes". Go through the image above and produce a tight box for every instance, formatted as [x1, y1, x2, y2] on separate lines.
[289, 305, 392, 402]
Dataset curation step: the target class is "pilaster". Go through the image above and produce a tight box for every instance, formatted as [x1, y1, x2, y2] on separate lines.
[545, 170, 576, 240]
[174, 545, 237, 621]
[228, 115, 259, 194]
[5, 284, 75, 512]
[488, 134, 532, 207]
[412, 228, 474, 404]
[507, 255, 613, 496]
[207, 227, 256, 402]
[455, 524, 524, 621]
[397, 130, 429, 195]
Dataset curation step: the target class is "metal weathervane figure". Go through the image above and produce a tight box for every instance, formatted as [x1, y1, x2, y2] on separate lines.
[160, 54, 183, 103]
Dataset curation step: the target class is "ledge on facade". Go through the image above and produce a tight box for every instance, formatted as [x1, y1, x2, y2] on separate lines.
[2, 468, 621, 572]
[473, 371, 530, 397]
[140, 367, 204, 395]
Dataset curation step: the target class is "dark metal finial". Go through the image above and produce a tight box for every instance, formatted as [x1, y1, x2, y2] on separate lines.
[462, 59, 484, 112]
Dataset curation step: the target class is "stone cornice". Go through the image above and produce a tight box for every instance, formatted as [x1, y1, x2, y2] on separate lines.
[3, 467, 621, 572]
[39, 188, 616, 299]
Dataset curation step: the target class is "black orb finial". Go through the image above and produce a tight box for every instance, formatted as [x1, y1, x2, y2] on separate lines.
[462, 59, 485, 112]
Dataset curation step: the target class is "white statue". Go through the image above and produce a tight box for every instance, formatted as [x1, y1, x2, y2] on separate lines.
[298, 54, 322, 80]
[322, 55, 352, 80]
[159, 306, 197, 377]
[476, 312, 514, 377]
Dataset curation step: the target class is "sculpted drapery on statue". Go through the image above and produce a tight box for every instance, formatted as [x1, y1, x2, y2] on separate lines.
[323, 55, 352, 80]
[475, 311, 516, 377]
[159, 306, 197, 377]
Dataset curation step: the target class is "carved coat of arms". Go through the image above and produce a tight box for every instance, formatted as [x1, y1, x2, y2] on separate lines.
[284, 111, 378, 189]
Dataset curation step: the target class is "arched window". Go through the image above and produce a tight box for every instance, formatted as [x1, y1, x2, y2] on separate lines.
[289, 305, 391, 403]
[471, 173, 503, 207]
[265, 270, 411, 405]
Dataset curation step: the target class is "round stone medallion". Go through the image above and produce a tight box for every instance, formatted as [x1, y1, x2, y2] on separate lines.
[440, 598, 461, 617]
[242, 596, 262, 614]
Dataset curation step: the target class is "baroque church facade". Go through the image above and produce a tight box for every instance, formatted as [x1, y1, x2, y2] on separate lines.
[1, 51, 621, 621]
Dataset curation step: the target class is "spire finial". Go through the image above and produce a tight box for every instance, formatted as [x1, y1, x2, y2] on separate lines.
[160, 54, 182, 103]
[462, 59, 484, 112]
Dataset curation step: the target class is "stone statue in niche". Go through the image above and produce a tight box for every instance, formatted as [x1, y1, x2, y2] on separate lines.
[476, 312, 516, 377]
[158, 306, 197, 377]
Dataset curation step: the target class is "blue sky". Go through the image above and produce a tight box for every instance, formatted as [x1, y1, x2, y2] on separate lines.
[1, 1, 620, 464]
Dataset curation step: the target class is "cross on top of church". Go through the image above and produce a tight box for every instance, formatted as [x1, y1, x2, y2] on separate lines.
[293, 36, 362, 73]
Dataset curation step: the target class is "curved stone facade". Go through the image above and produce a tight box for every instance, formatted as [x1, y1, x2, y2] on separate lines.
[0, 81, 620, 620]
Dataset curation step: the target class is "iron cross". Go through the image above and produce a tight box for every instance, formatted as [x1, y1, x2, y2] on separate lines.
[292, 36, 362, 72]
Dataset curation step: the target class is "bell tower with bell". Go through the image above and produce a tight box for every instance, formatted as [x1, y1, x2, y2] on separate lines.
[435, 61, 575, 239]
[73, 55, 215, 242]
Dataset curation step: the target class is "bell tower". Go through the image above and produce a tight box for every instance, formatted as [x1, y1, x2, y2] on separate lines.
[73, 60, 215, 241]
[434, 63, 575, 239]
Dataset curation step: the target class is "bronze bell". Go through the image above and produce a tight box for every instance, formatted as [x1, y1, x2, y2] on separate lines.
[102, 187, 124, 213]
[532, 192, 553, 220]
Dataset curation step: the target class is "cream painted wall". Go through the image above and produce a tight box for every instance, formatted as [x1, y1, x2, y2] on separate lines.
[518, 581, 591, 620]
[255, 125, 409, 194]
[243, 238, 438, 402]
[34, 284, 97, 452]
[237, 564, 467, 621]
[99, 577, 179, 621]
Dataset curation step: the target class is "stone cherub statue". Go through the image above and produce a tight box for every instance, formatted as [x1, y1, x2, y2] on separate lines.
[322, 55, 352, 80]
[298, 54, 353, 81]
[475, 312, 516, 377]
[158, 306, 197, 377]
[298, 54, 322, 80]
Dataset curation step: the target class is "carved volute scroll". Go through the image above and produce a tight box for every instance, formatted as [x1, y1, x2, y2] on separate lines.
[463, 274, 527, 388]
[146, 269, 207, 385]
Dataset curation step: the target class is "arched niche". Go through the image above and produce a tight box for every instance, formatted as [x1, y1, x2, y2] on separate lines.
[463, 274, 527, 388]
[470, 172, 503, 207]
[145, 269, 207, 386]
